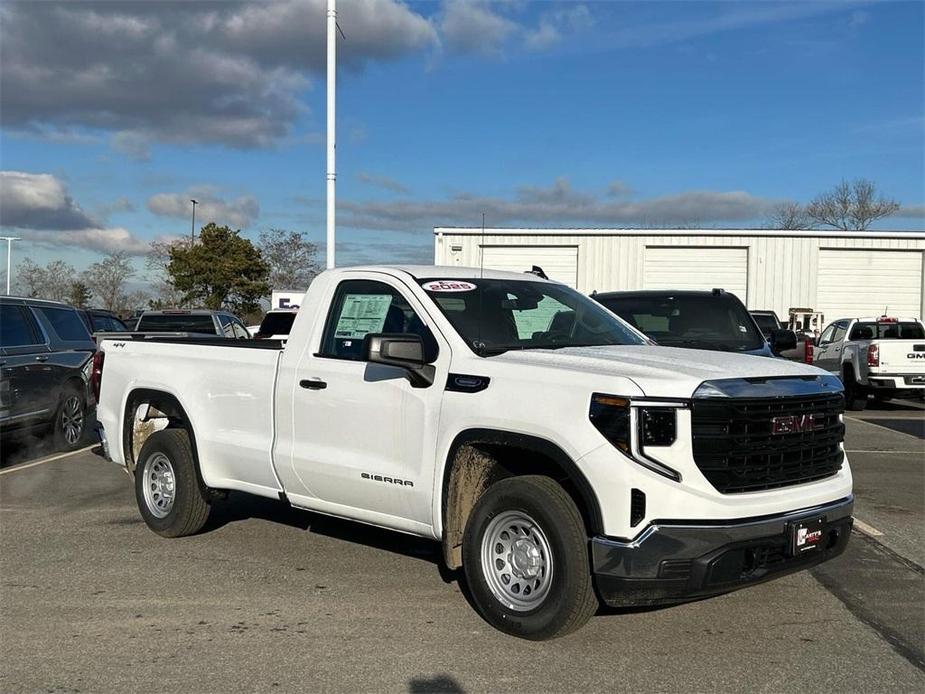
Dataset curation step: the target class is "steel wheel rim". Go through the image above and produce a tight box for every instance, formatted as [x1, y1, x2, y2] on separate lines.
[142, 453, 176, 519]
[61, 395, 84, 445]
[480, 510, 554, 611]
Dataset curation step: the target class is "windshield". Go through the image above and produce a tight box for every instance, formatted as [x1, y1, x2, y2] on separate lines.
[750, 313, 779, 336]
[596, 293, 766, 352]
[849, 321, 925, 340]
[418, 278, 647, 355]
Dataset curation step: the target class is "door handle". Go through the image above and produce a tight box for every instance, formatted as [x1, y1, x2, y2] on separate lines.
[299, 379, 327, 390]
[35, 356, 49, 362]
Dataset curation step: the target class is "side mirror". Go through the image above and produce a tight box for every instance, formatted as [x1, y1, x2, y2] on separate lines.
[364, 333, 435, 388]
[770, 329, 797, 353]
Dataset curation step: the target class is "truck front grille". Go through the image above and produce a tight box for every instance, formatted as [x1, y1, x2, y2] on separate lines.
[691, 393, 845, 493]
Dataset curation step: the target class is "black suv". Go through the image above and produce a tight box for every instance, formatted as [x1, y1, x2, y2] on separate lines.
[593, 289, 796, 357]
[0, 297, 96, 450]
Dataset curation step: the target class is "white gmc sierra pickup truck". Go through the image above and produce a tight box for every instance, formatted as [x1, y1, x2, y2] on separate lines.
[813, 316, 925, 410]
[95, 266, 853, 639]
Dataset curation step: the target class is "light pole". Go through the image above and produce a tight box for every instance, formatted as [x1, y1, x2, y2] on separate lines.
[326, 0, 336, 269]
[1, 236, 19, 295]
[190, 199, 198, 245]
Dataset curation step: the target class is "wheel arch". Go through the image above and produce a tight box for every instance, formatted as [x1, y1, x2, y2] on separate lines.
[438, 428, 603, 570]
[122, 388, 201, 478]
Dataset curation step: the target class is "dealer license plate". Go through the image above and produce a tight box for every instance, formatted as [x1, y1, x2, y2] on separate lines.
[790, 517, 825, 555]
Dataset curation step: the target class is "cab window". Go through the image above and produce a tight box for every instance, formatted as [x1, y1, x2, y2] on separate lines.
[320, 280, 436, 361]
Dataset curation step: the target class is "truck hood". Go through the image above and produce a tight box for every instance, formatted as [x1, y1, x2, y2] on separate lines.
[491, 345, 826, 398]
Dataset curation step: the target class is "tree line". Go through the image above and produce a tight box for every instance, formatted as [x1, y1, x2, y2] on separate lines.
[14, 225, 319, 320]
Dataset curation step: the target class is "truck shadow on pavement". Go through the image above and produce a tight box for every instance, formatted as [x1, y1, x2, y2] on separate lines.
[205, 491, 459, 585]
[204, 491, 676, 620]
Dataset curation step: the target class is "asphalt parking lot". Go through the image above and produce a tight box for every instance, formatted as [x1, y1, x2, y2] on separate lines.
[1, 401, 923, 693]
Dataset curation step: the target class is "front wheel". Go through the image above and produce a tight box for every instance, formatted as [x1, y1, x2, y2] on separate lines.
[462, 475, 598, 640]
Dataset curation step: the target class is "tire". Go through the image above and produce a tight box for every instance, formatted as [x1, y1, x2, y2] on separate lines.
[462, 475, 598, 640]
[52, 385, 86, 451]
[843, 368, 868, 411]
[872, 392, 892, 403]
[134, 429, 211, 538]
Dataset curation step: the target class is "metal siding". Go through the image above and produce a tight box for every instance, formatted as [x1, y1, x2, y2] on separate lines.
[434, 229, 925, 320]
[480, 246, 579, 287]
[816, 249, 923, 319]
[643, 246, 749, 301]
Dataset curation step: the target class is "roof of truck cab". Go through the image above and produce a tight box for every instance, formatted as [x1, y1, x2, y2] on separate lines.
[338, 265, 556, 282]
[848, 317, 922, 323]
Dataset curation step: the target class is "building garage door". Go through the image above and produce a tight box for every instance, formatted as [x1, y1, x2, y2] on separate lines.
[643, 247, 748, 302]
[816, 250, 923, 320]
[480, 246, 578, 288]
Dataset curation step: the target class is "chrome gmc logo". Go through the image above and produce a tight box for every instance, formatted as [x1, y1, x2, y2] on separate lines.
[771, 414, 822, 435]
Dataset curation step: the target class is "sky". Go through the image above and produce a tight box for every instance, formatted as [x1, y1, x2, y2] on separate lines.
[0, 0, 923, 289]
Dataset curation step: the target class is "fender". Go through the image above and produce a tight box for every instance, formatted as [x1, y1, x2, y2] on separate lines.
[121, 387, 203, 480]
[438, 428, 604, 536]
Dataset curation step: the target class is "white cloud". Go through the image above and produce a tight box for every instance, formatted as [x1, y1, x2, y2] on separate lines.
[1, 1, 437, 152]
[336, 178, 775, 231]
[147, 187, 260, 229]
[357, 171, 410, 194]
[440, 1, 519, 56]
[0, 170, 151, 255]
[0, 171, 98, 230]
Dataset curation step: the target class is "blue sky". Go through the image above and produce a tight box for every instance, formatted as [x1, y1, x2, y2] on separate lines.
[0, 0, 923, 287]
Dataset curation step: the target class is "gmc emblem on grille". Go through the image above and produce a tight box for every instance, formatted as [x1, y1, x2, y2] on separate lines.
[771, 414, 823, 434]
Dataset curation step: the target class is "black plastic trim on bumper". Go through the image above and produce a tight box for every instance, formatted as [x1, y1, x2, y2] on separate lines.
[592, 496, 853, 607]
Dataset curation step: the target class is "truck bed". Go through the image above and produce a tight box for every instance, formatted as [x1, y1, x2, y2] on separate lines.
[98, 337, 284, 497]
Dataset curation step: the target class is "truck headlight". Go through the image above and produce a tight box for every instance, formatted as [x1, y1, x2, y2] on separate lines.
[589, 394, 631, 453]
[589, 393, 681, 482]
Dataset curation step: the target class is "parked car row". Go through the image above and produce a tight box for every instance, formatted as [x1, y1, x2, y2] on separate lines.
[1, 297, 96, 450]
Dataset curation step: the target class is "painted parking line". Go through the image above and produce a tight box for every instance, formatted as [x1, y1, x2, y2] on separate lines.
[0, 445, 96, 476]
[845, 450, 923, 453]
[853, 519, 885, 538]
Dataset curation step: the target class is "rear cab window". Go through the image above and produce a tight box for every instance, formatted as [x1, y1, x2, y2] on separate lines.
[137, 314, 218, 334]
[848, 321, 925, 340]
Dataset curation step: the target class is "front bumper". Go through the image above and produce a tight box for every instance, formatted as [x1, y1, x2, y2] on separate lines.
[592, 496, 853, 607]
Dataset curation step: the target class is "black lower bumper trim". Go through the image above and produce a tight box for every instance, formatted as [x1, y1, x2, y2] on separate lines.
[592, 498, 853, 607]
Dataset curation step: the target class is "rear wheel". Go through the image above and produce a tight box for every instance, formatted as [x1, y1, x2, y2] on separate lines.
[843, 368, 868, 411]
[462, 475, 598, 640]
[134, 429, 211, 538]
[52, 386, 86, 451]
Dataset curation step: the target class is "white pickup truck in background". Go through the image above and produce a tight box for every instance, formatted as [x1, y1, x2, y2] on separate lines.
[812, 316, 925, 410]
[94, 265, 853, 639]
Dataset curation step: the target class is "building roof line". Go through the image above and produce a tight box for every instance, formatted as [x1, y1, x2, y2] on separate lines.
[433, 227, 925, 240]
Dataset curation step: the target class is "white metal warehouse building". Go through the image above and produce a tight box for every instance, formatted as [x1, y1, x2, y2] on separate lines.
[433, 228, 925, 322]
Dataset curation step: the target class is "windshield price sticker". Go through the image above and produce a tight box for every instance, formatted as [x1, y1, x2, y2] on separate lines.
[423, 280, 476, 293]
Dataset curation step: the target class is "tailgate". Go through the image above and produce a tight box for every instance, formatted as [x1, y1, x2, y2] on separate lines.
[875, 339, 925, 374]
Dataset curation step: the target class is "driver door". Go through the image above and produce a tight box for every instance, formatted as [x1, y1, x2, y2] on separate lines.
[813, 321, 846, 373]
[281, 274, 450, 530]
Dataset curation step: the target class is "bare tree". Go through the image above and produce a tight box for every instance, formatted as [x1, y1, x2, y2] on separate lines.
[14, 258, 44, 297]
[806, 179, 900, 230]
[765, 202, 813, 230]
[257, 229, 320, 291]
[146, 239, 190, 307]
[13, 258, 76, 301]
[82, 251, 134, 312]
